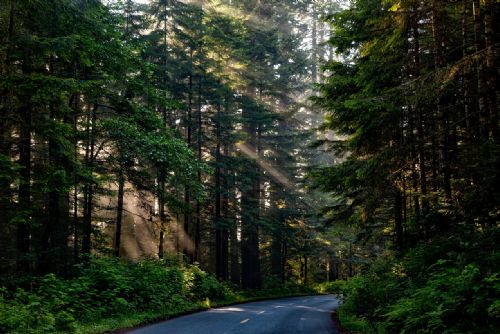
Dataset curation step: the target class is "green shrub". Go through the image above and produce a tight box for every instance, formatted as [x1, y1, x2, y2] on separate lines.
[340, 259, 404, 327]
[184, 265, 229, 300]
[337, 231, 500, 334]
[0, 257, 317, 334]
[337, 307, 371, 334]
[128, 260, 184, 309]
[385, 264, 499, 333]
[0, 258, 230, 333]
[315, 280, 346, 294]
[0, 288, 56, 334]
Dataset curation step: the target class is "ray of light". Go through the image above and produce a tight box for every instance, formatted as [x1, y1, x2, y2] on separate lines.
[237, 142, 294, 189]
[166, 216, 195, 254]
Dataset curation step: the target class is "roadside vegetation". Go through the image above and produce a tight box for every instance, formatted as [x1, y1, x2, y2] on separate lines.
[335, 230, 499, 333]
[1, 0, 499, 333]
[0, 257, 315, 334]
[311, 0, 500, 333]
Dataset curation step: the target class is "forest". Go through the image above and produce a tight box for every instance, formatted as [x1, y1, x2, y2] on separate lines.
[0, 0, 498, 333]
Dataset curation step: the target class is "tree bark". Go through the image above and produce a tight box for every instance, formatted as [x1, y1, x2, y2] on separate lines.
[184, 71, 193, 261]
[394, 184, 404, 251]
[215, 104, 228, 280]
[82, 103, 97, 256]
[483, 0, 498, 142]
[473, 0, 489, 141]
[0, 0, 16, 275]
[194, 71, 203, 263]
[432, 0, 452, 203]
[17, 103, 31, 273]
[311, 7, 318, 84]
[114, 168, 125, 257]
[158, 171, 166, 259]
[240, 111, 261, 289]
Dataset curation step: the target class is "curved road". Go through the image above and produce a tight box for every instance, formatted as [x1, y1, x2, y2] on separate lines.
[126, 295, 339, 334]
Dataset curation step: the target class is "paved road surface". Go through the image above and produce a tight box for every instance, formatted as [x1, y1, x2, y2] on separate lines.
[126, 295, 339, 334]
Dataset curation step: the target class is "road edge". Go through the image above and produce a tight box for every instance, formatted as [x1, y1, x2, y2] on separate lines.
[108, 293, 331, 334]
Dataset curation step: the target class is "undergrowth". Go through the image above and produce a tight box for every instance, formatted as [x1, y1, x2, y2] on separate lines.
[0, 257, 314, 334]
[335, 228, 500, 334]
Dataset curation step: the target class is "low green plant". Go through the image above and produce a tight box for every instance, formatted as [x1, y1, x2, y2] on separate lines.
[337, 229, 500, 334]
[0, 258, 233, 334]
[314, 280, 346, 295]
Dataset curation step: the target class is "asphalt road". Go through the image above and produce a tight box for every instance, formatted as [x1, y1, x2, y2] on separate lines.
[126, 295, 339, 334]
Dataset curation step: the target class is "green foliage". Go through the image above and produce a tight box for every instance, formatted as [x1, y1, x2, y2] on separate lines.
[0, 258, 232, 334]
[184, 265, 231, 300]
[337, 307, 372, 334]
[314, 280, 346, 295]
[0, 288, 58, 334]
[385, 264, 497, 333]
[0, 257, 317, 334]
[338, 231, 500, 334]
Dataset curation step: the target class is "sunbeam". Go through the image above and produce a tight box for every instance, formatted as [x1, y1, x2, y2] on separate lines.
[237, 142, 294, 189]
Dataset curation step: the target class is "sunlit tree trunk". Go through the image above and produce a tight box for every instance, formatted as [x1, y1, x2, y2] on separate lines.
[215, 104, 228, 279]
[311, 6, 318, 84]
[114, 167, 125, 257]
[412, 14, 429, 232]
[17, 104, 31, 273]
[184, 71, 193, 260]
[17, 52, 32, 273]
[241, 110, 261, 289]
[82, 103, 97, 257]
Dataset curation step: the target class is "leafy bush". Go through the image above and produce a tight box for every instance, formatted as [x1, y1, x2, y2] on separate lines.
[385, 264, 499, 333]
[315, 280, 346, 295]
[0, 257, 231, 334]
[338, 230, 500, 334]
[0, 288, 57, 334]
[339, 258, 405, 328]
[183, 265, 230, 300]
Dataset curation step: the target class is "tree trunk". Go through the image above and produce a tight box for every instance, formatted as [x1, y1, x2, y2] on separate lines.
[311, 7, 318, 84]
[0, 0, 16, 275]
[215, 104, 228, 280]
[114, 168, 125, 257]
[473, 0, 489, 141]
[184, 72, 193, 261]
[394, 184, 404, 251]
[240, 116, 261, 289]
[412, 7, 429, 230]
[270, 226, 283, 279]
[72, 94, 80, 263]
[483, 0, 498, 142]
[17, 101, 31, 273]
[432, 0, 452, 203]
[158, 171, 166, 259]
[82, 104, 97, 256]
[194, 71, 203, 263]
[230, 218, 240, 285]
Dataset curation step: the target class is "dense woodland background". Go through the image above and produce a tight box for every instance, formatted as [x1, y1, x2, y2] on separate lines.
[0, 0, 338, 286]
[0, 0, 499, 333]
